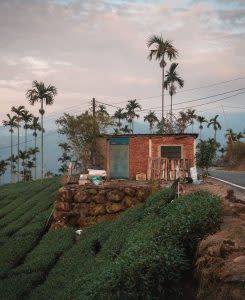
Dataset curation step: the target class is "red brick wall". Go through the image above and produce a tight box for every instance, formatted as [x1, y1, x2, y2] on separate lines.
[129, 136, 149, 179]
[129, 136, 195, 179]
[97, 135, 196, 179]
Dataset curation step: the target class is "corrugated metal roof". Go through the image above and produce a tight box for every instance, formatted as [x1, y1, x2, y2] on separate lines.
[100, 133, 198, 139]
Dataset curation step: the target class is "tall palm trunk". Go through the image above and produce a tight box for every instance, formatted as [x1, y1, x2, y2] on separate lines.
[17, 123, 20, 182]
[10, 130, 13, 183]
[25, 124, 27, 151]
[34, 133, 37, 180]
[214, 129, 217, 143]
[162, 65, 165, 120]
[41, 99, 44, 181]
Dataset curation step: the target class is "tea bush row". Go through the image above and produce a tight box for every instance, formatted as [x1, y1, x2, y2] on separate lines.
[0, 180, 59, 229]
[0, 179, 55, 219]
[0, 228, 74, 300]
[29, 189, 222, 300]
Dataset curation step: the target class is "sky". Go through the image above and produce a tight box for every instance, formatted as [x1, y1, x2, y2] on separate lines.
[0, 0, 245, 125]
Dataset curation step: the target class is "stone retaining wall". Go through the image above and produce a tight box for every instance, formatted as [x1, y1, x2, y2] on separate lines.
[51, 183, 153, 229]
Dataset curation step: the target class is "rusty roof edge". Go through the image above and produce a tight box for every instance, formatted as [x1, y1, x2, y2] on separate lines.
[99, 133, 199, 139]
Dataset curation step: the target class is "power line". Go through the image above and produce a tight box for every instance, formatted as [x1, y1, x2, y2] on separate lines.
[107, 75, 245, 105]
[141, 87, 245, 111]
[152, 90, 245, 112]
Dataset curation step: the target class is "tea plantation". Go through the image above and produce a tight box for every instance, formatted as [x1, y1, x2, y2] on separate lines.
[0, 179, 222, 299]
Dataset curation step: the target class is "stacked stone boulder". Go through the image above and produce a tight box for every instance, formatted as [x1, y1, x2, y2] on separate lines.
[51, 184, 152, 229]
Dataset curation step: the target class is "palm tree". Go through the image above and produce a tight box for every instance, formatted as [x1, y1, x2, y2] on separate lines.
[28, 147, 40, 179]
[176, 111, 189, 133]
[208, 115, 221, 142]
[26, 160, 35, 180]
[29, 116, 42, 179]
[125, 99, 141, 133]
[113, 108, 127, 132]
[11, 105, 25, 182]
[18, 150, 30, 181]
[196, 116, 207, 140]
[7, 154, 18, 181]
[186, 109, 197, 133]
[2, 114, 18, 183]
[147, 35, 178, 119]
[26, 81, 57, 180]
[0, 160, 9, 185]
[121, 125, 132, 134]
[144, 111, 159, 133]
[20, 110, 33, 151]
[225, 128, 236, 144]
[164, 63, 184, 122]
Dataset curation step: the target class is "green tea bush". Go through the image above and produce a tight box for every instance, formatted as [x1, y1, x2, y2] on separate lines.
[30, 189, 222, 300]
[0, 183, 222, 300]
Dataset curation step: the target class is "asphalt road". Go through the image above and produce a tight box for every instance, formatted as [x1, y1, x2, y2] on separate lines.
[209, 169, 245, 193]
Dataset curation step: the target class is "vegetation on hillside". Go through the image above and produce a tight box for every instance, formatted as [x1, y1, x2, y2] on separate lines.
[0, 180, 222, 299]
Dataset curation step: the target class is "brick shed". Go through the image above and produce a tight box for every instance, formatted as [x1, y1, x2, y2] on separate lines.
[96, 134, 198, 180]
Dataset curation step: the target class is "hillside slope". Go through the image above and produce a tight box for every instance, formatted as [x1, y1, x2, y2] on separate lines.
[0, 180, 222, 300]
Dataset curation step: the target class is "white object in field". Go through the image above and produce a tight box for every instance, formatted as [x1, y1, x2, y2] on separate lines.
[136, 173, 147, 181]
[175, 165, 180, 179]
[80, 174, 88, 180]
[75, 229, 83, 235]
[88, 169, 107, 177]
[190, 167, 198, 180]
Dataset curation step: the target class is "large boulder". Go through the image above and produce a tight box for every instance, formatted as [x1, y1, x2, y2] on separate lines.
[106, 203, 124, 213]
[106, 190, 125, 202]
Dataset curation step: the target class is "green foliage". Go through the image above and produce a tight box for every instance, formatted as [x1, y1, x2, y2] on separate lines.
[29, 189, 221, 300]
[226, 141, 245, 165]
[196, 140, 216, 177]
[0, 183, 222, 300]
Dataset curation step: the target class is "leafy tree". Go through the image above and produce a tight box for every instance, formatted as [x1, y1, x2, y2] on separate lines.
[164, 63, 184, 121]
[11, 105, 25, 181]
[2, 114, 18, 183]
[58, 143, 72, 154]
[56, 110, 112, 171]
[125, 99, 141, 133]
[196, 140, 216, 180]
[58, 143, 72, 173]
[196, 116, 207, 140]
[207, 115, 221, 142]
[147, 35, 178, 119]
[59, 163, 68, 175]
[26, 80, 57, 180]
[144, 111, 158, 133]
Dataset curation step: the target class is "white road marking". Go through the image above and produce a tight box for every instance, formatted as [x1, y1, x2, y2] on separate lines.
[209, 176, 245, 191]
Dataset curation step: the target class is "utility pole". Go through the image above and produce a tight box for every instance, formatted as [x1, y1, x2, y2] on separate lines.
[92, 98, 96, 166]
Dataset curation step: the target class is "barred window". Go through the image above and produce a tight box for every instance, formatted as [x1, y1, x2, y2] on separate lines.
[160, 146, 181, 159]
